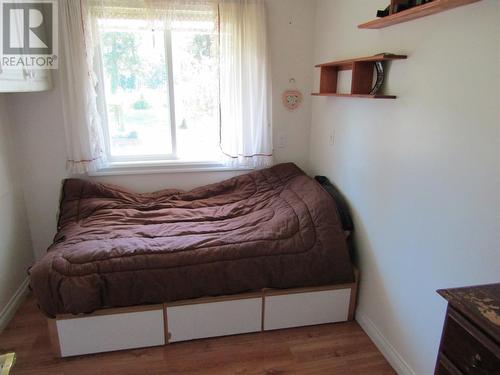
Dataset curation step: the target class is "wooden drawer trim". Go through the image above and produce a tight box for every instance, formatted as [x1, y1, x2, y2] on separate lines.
[263, 281, 356, 297]
[448, 307, 500, 357]
[437, 353, 463, 375]
[164, 291, 262, 307]
[55, 304, 164, 320]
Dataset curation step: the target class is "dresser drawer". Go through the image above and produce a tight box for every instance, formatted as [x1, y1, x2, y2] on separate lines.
[436, 362, 454, 375]
[441, 307, 500, 374]
[436, 354, 464, 375]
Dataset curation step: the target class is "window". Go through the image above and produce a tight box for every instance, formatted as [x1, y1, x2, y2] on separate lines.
[59, 1, 271, 174]
[95, 17, 220, 164]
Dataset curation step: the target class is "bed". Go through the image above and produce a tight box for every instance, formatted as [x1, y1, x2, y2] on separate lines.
[30, 163, 357, 357]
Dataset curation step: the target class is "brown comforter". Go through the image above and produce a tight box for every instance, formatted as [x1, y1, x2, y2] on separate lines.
[30, 163, 354, 317]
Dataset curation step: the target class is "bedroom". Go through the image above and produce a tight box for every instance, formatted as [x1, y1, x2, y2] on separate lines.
[0, 0, 498, 374]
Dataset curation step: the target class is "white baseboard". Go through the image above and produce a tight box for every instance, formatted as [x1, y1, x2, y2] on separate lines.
[0, 277, 30, 333]
[356, 310, 416, 375]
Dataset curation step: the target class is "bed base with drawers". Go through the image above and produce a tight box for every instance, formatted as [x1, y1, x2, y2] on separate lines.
[47, 270, 359, 357]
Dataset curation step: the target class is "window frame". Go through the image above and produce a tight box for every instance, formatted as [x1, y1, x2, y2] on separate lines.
[94, 20, 179, 164]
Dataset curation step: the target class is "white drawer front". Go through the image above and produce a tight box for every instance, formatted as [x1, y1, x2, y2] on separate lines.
[56, 309, 165, 357]
[264, 289, 351, 331]
[167, 298, 262, 343]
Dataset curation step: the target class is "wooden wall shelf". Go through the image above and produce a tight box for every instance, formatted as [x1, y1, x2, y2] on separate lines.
[312, 53, 407, 100]
[311, 93, 397, 99]
[358, 0, 481, 29]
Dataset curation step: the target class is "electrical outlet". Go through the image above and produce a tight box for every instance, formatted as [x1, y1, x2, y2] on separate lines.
[329, 129, 335, 146]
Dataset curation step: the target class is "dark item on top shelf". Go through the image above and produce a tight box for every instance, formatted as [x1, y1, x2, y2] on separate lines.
[416, 0, 433, 5]
[392, 0, 433, 14]
[377, 5, 391, 18]
[394, 3, 410, 13]
[370, 62, 385, 95]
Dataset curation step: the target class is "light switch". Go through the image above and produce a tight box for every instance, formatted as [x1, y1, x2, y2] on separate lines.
[277, 135, 287, 149]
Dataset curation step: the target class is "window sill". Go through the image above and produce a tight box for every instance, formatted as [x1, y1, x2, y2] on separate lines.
[88, 161, 254, 176]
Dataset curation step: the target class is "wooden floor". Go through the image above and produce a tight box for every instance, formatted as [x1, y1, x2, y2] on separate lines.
[0, 294, 395, 375]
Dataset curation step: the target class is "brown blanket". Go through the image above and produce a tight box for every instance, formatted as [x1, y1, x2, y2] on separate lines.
[30, 163, 354, 317]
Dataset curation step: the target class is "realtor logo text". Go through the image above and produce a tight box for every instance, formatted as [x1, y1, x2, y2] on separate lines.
[0, 0, 58, 69]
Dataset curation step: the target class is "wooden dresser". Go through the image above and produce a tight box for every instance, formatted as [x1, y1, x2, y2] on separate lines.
[435, 283, 500, 374]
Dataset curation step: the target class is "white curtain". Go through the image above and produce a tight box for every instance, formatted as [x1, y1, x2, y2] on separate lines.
[59, 0, 107, 174]
[88, 0, 218, 25]
[218, 0, 273, 168]
[60, 0, 272, 172]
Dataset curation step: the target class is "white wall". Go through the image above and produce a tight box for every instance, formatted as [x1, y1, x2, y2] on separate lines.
[267, 0, 314, 169]
[6, 0, 315, 260]
[310, 1, 500, 374]
[0, 96, 34, 331]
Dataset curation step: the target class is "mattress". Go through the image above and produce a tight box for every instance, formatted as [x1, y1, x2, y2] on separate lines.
[30, 163, 354, 317]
